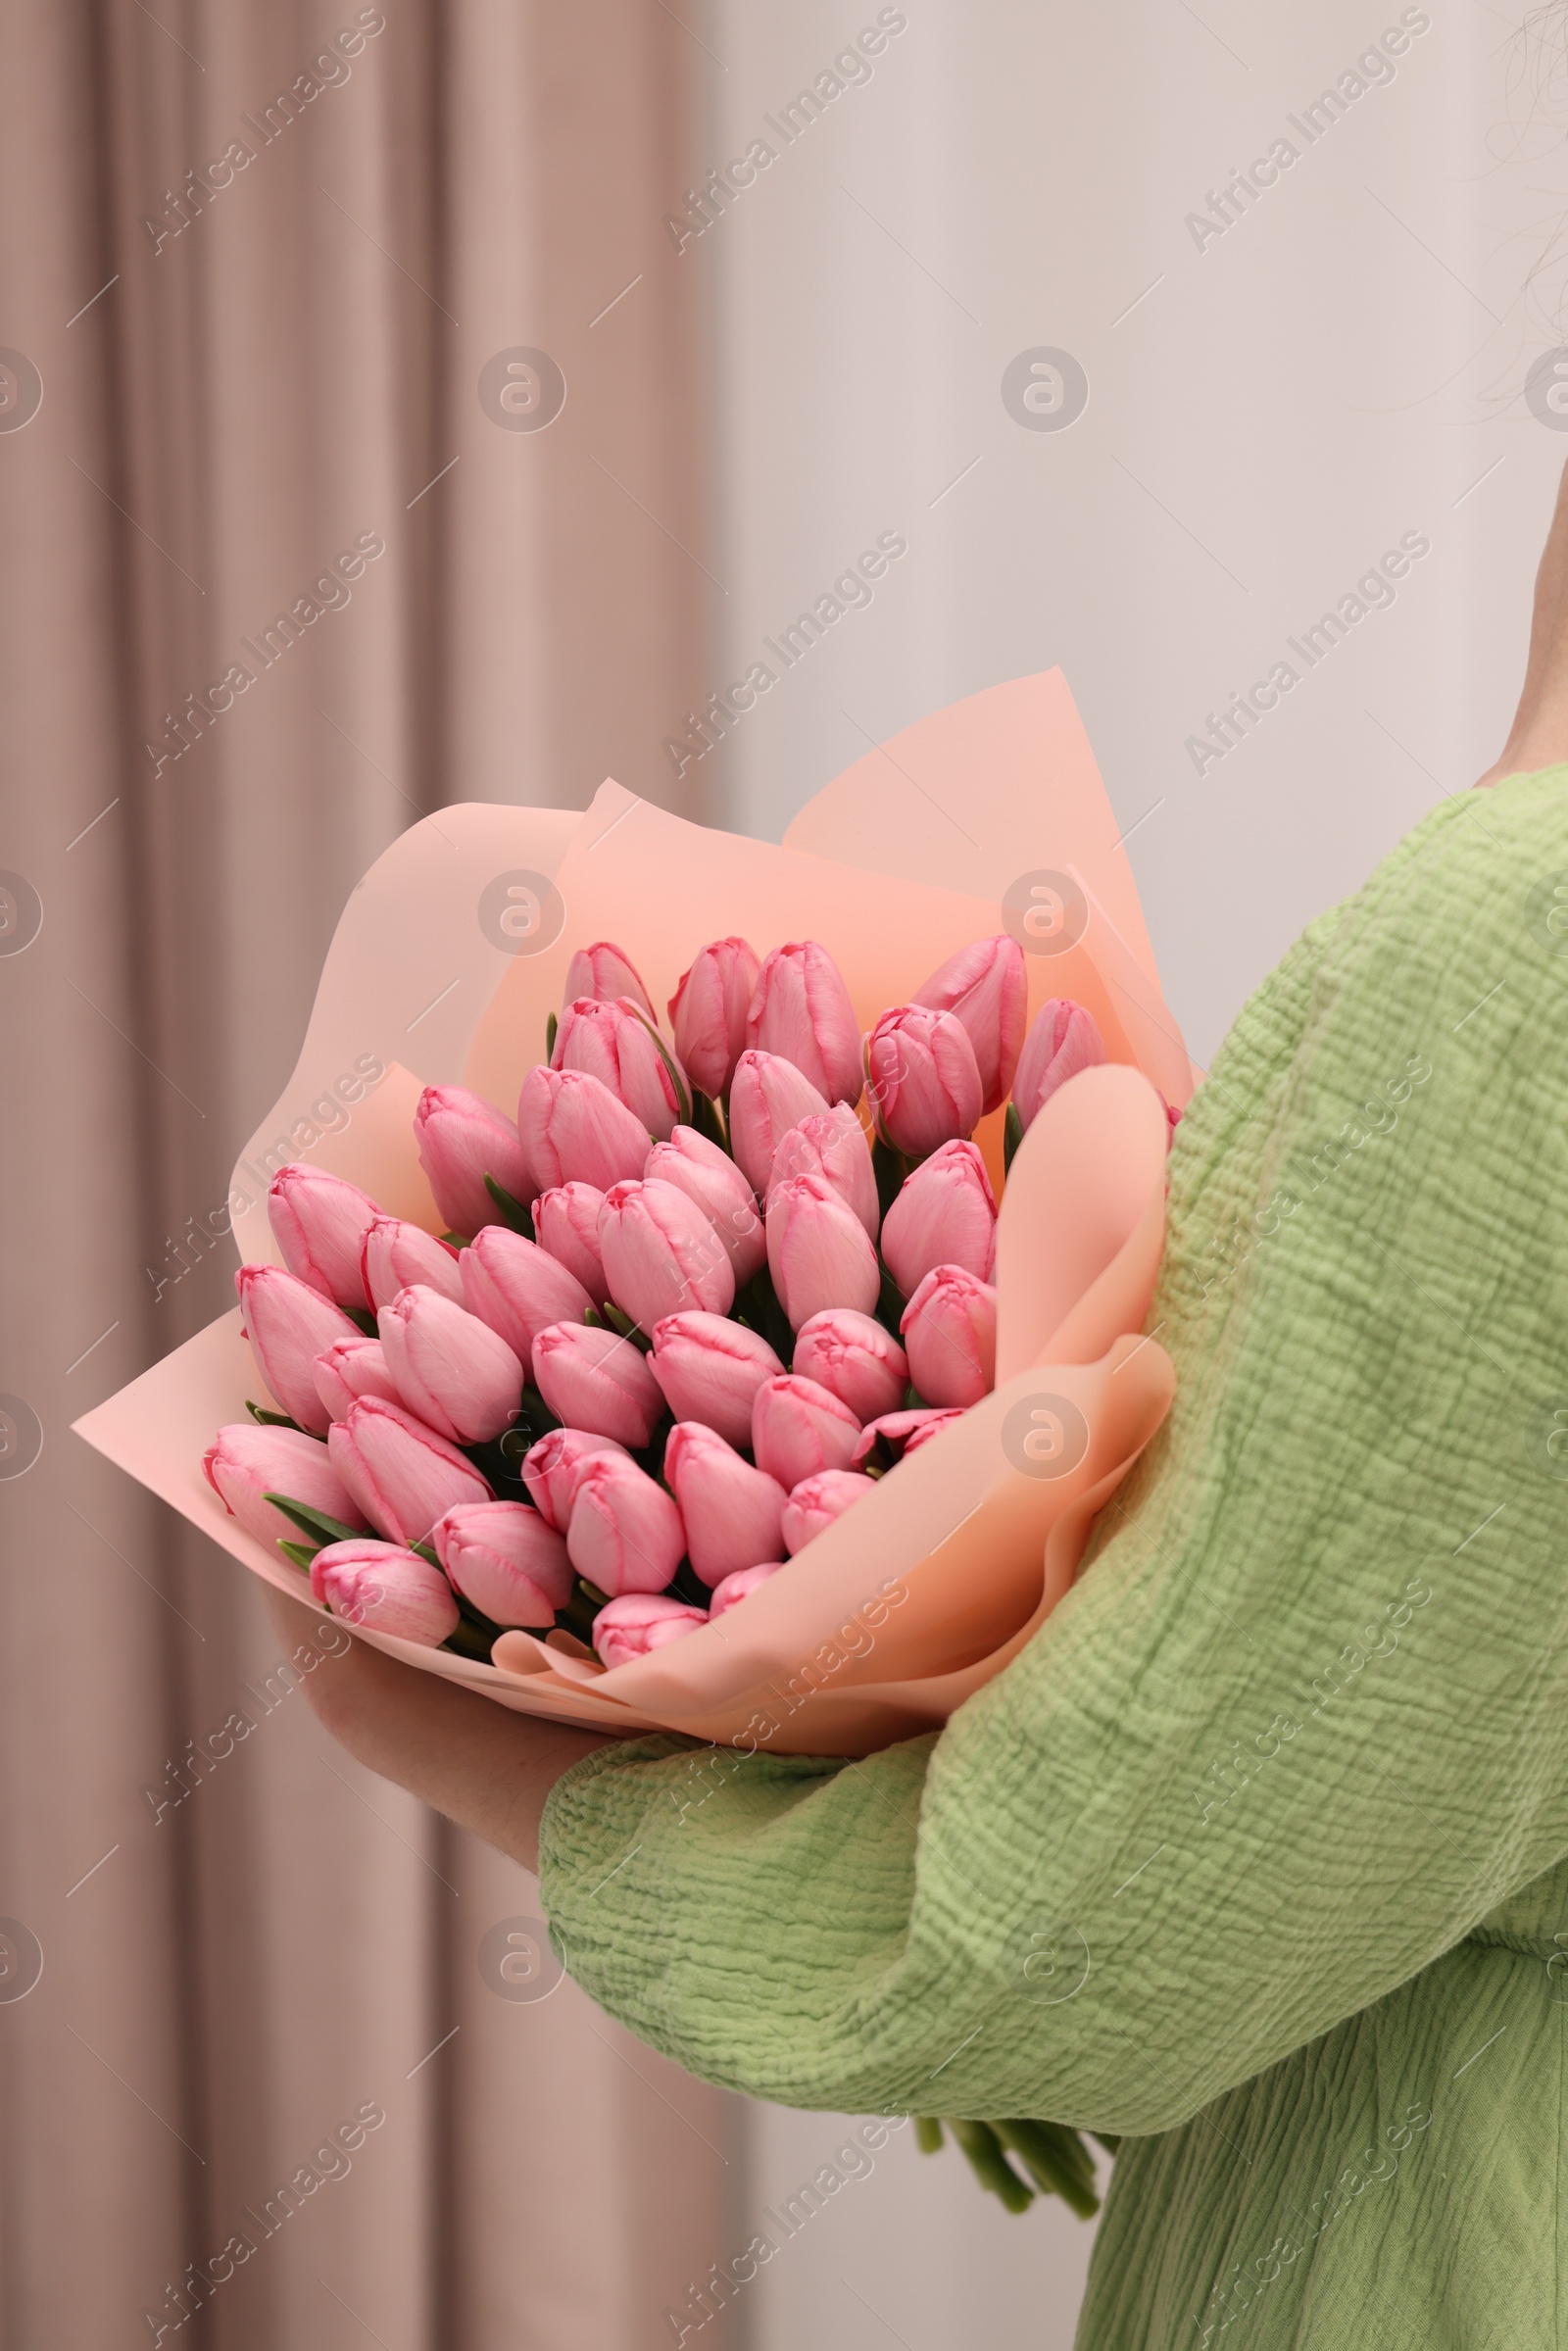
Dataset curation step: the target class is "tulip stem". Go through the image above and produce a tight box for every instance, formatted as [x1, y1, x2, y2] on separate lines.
[914, 2116, 945, 2154]
[871, 1136, 907, 1222]
[874, 1258, 907, 1343]
[556, 1582, 605, 1646]
[947, 2120, 1035, 2214]
[545, 1009, 558, 1059]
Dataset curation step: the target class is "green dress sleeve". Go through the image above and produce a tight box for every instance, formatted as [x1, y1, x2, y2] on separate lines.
[539, 769, 1568, 2135]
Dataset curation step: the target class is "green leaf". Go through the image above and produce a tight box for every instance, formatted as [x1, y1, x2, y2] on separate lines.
[277, 1540, 318, 1572]
[484, 1173, 534, 1234]
[602, 1302, 653, 1352]
[871, 1135, 906, 1222]
[263, 1493, 366, 1548]
[545, 1008, 558, 1059]
[874, 1258, 906, 1342]
[442, 1614, 498, 1663]
[343, 1305, 377, 1338]
[1004, 1100, 1025, 1175]
[246, 1399, 306, 1432]
[631, 1007, 691, 1125]
[691, 1089, 730, 1152]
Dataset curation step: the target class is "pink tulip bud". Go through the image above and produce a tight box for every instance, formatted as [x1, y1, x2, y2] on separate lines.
[414, 1084, 532, 1238]
[646, 1126, 765, 1285]
[900, 1265, 998, 1407]
[768, 1104, 878, 1242]
[879, 1139, 996, 1298]
[668, 937, 761, 1099]
[462, 1224, 593, 1364]
[309, 1540, 460, 1646]
[745, 940, 863, 1106]
[646, 1312, 783, 1447]
[530, 1321, 664, 1448]
[313, 1335, 401, 1423]
[752, 1370, 862, 1490]
[663, 1423, 787, 1588]
[863, 1004, 984, 1158]
[518, 1064, 653, 1195]
[552, 996, 688, 1140]
[727, 1051, 830, 1196]
[362, 1217, 465, 1312]
[326, 1396, 493, 1546]
[591, 1591, 709, 1669]
[203, 1423, 368, 1549]
[531, 1183, 612, 1306]
[1161, 1095, 1183, 1148]
[708, 1561, 784, 1617]
[430, 1500, 572, 1627]
[780, 1468, 871, 1554]
[765, 1173, 880, 1330]
[913, 935, 1028, 1116]
[377, 1285, 523, 1445]
[791, 1308, 908, 1424]
[267, 1165, 379, 1309]
[851, 1406, 963, 1468]
[565, 1451, 686, 1596]
[1012, 1000, 1106, 1132]
[564, 940, 655, 1019]
[235, 1264, 363, 1434]
[598, 1178, 736, 1331]
[519, 1427, 630, 1531]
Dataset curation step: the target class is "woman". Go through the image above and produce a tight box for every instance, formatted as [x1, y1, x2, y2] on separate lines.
[265, 466, 1568, 2347]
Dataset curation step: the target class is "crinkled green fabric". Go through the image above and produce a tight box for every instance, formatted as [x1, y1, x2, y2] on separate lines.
[540, 771, 1568, 2347]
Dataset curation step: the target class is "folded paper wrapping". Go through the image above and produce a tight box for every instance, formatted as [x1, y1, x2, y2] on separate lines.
[74, 670, 1187, 1759]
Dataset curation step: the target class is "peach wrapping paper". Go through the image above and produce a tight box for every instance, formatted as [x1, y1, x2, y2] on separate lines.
[75, 672, 1187, 1760]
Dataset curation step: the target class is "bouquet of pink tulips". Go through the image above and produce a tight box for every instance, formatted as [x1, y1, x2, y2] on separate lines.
[204, 930, 1123, 1673]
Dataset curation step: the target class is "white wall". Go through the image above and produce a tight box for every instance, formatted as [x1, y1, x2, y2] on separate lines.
[681, 1, 1566, 2339]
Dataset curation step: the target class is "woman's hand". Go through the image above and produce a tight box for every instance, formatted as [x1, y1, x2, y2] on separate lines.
[262, 1583, 614, 1875]
[1478, 455, 1568, 785]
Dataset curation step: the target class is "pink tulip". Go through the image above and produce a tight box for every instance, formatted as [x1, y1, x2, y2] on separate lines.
[519, 1427, 630, 1531]
[591, 1591, 709, 1669]
[203, 1423, 368, 1548]
[768, 1104, 878, 1242]
[564, 940, 655, 1019]
[377, 1285, 523, 1445]
[530, 1321, 664, 1448]
[668, 937, 760, 1099]
[313, 1335, 401, 1423]
[765, 1173, 880, 1329]
[326, 1396, 493, 1546]
[565, 1451, 686, 1596]
[235, 1264, 362, 1435]
[646, 1126, 765, 1284]
[663, 1423, 787, 1588]
[531, 1182, 612, 1306]
[430, 1500, 572, 1627]
[727, 1051, 830, 1196]
[647, 1312, 783, 1447]
[851, 1406, 963, 1468]
[518, 1064, 653, 1195]
[913, 936, 1028, 1116]
[414, 1084, 532, 1238]
[900, 1265, 998, 1407]
[745, 941, 862, 1106]
[310, 1541, 460, 1646]
[879, 1140, 996, 1298]
[552, 997, 688, 1140]
[462, 1224, 593, 1363]
[598, 1178, 736, 1331]
[709, 1561, 784, 1617]
[780, 1468, 872, 1554]
[267, 1165, 379, 1309]
[751, 1374, 861, 1490]
[1012, 1000, 1106, 1132]
[792, 1308, 908, 1424]
[362, 1216, 465, 1312]
[863, 1004, 984, 1158]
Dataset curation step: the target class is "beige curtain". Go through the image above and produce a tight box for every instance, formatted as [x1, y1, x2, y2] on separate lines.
[2, 4, 746, 2343]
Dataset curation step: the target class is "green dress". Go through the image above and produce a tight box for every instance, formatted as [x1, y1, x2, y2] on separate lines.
[540, 771, 1568, 2348]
